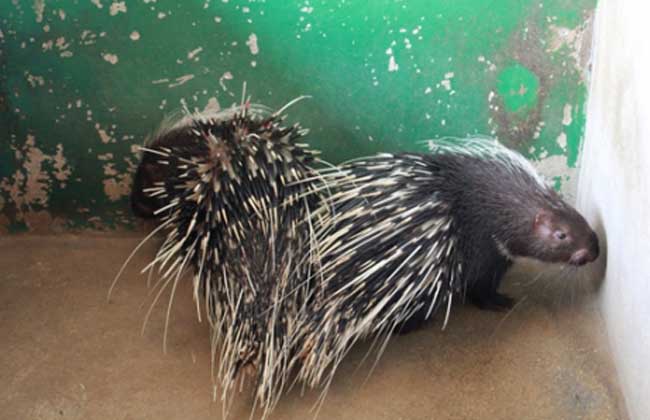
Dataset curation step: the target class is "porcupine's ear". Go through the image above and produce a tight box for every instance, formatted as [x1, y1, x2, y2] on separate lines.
[532, 209, 554, 238]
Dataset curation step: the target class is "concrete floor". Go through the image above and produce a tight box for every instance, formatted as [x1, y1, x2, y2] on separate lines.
[0, 234, 627, 420]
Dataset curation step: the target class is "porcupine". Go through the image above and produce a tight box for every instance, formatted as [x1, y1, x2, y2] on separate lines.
[112, 95, 329, 416]
[291, 137, 600, 391]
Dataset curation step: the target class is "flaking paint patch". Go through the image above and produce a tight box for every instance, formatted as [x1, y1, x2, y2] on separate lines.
[129, 31, 140, 41]
[33, 0, 45, 23]
[102, 53, 119, 64]
[219, 71, 233, 91]
[52, 144, 72, 186]
[97, 153, 114, 161]
[547, 19, 592, 79]
[187, 47, 203, 60]
[103, 177, 132, 201]
[440, 72, 454, 91]
[109, 1, 127, 16]
[0, 135, 56, 220]
[91, 0, 103, 9]
[534, 154, 578, 202]
[80, 30, 98, 46]
[246, 33, 259, 55]
[16, 136, 49, 207]
[25, 72, 45, 88]
[388, 55, 399, 72]
[102, 162, 119, 177]
[204, 97, 220, 112]
[99, 144, 137, 202]
[96, 125, 114, 143]
[168, 74, 195, 88]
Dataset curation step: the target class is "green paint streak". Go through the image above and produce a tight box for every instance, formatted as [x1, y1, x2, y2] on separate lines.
[496, 64, 540, 113]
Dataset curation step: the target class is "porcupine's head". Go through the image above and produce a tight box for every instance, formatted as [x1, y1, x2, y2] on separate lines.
[428, 137, 599, 267]
[513, 192, 600, 266]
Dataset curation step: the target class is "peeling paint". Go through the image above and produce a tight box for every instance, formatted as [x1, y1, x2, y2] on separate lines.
[547, 18, 593, 79]
[16, 135, 49, 207]
[0, 135, 72, 223]
[109, 1, 127, 16]
[95, 125, 114, 144]
[129, 31, 140, 41]
[91, 0, 103, 9]
[440, 72, 454, 91]
[246, 33, 259, 55]
[80, 30, 98, 46]
[33, 0, 45, 23]
[25, 72, 45, 88]
[97, 153, 114, 161]
[103, 175, 132, 202]
[534, 154, 577, 201]
[52, 144, 72, 186]
[187, 47, 203, 60]
[388, 55, 399, 72]
[219, 71, 233, 91]
[204, 97, 220, 112]
[101, 53, 119, 64]
[168, 74, 195, 88]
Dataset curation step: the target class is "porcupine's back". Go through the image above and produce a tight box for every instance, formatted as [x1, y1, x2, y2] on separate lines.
[292, 138, 586, 389]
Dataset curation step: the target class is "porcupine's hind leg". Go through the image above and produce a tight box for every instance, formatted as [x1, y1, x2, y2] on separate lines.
[467, 254, 515, 311]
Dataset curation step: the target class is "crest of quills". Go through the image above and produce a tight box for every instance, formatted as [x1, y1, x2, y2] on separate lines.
[115, 96, 599, 419]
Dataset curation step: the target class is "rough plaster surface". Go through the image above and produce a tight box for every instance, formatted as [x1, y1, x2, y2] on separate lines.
[576, 1, 650, 419]
[0, 0, 596, 232]
[0, 235, 625, 419]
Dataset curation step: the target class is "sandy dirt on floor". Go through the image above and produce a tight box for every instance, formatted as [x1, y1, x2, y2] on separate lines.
[0, 234, 627, 420]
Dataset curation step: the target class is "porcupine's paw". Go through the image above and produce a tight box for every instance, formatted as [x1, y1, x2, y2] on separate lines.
[470, 292, 516, 312]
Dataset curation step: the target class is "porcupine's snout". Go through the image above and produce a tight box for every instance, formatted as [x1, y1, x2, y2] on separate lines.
[569, 231, 600, 266]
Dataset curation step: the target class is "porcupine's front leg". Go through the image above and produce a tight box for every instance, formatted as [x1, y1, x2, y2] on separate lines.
[468, 255, 515, 311]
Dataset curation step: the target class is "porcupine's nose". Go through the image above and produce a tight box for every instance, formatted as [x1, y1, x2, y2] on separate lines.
[570, 249, 589, 266]
[570, 247, 597, 266]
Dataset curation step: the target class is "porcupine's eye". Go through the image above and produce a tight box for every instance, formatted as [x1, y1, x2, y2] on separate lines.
[554, 231, 567, 241]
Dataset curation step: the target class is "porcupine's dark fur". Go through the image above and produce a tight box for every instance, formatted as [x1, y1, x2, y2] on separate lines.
[291, 137, 600, 390]
[113, 97, 329, 417]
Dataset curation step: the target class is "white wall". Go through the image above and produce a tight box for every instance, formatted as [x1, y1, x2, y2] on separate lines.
[577, 1, 650, 419]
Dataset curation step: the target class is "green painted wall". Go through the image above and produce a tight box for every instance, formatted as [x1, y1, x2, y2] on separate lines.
[0, 0, 596, 232]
